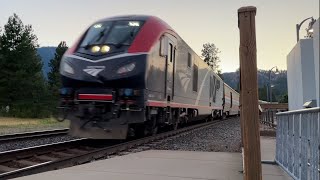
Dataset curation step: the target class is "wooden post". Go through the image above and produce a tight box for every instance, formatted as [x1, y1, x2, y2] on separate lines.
[238, 6, 262, 180]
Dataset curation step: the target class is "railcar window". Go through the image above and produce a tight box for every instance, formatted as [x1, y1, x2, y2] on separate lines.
[216, 80, 220, 89]
[212, 76, 217, 102]
[187, 53, 192, 67]
[230, 92, 233, 107]
[193, 64, 198, 92]
[209, 76, 212, 98]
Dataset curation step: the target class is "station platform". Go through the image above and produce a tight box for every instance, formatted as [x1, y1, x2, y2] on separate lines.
[16, 137, 291, 180]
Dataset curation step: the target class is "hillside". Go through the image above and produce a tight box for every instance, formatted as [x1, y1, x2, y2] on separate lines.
[37, 47, 56, 77]
[223, 70, 288, 102]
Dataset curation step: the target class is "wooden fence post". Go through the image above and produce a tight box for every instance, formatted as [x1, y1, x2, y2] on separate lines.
[238, 6, 262, 180]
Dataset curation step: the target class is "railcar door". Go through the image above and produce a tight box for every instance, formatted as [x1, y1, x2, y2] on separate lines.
[165, 38, 176, 101]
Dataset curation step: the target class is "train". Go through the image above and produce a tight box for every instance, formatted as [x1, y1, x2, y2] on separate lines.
[57, 15, 240, 139]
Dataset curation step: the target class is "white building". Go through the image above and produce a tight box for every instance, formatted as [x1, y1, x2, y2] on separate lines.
[287, 18, 319, 110]
[313, 19, 319, 107]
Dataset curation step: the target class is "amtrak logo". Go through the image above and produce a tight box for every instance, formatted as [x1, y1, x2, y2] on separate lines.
[178, 72, 191, 92]
[83, 66, 105, 76]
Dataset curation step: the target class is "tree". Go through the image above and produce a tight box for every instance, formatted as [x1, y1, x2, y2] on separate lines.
[201, 43, 221, 73]
[258, 85, 268, 101]
[0, 27, 2, 61]
[217, 69, 223, 80]
[0, 27, 3, 60]
[48, 41, 68, 98]
[279, 93, 288, 103]
[0, 14, 49, 118]
[0, 28, 3, 113]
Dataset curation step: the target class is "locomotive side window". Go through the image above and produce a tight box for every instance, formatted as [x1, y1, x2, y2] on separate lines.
[169, 43, 173, 62]
[193, 64, 198, 92]
[167, 43, 172, 63]
[187, 53, 192, 67]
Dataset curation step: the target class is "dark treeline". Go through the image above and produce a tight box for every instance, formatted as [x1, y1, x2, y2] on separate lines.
[0, 14, 67, 118]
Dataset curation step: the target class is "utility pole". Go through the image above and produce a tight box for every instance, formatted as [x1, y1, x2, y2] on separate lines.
[238, 6, 262, 180]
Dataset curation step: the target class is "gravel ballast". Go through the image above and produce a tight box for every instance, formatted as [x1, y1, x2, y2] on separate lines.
[0, 135, 78, 152]
[0, 117, 246, 153]
[153, 117, 242, 152]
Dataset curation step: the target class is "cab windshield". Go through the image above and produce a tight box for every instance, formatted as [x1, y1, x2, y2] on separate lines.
[80, 20, 144, 48]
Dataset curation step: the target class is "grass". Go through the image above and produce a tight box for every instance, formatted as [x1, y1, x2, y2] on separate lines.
[0, 117, 69, 135]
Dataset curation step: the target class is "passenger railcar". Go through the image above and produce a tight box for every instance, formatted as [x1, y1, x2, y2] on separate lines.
[58, 15, 238, 139]
[223, 83, 240, 116]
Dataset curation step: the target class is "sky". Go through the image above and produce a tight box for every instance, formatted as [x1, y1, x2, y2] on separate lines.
[0, 0, 319, 72]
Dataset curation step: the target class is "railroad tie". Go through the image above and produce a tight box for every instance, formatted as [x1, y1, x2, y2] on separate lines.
[51, 151, 74, 157]
[0, 165, 18, 172]
[15, 160, 38, 166]
[36, 155, 59, 161]
[68, 149, 89, 154]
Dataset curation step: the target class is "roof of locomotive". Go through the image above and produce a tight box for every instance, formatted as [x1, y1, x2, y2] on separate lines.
[96, 15, 173, 30]
[98, 15, 152, 22]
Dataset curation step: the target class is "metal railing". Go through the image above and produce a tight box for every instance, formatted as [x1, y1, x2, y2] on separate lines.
[275, 107, 320, 180]
[260, 110, 277, 128]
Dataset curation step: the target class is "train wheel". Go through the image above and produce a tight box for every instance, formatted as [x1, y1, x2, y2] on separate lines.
[53, 107, 69, 122]
[172, 117, 180, 130]
[151, 126, 158, 136]
[145, 115, 158, 136]
[222, 113, 227, 120]
[150, 116, 158, 136]
[135, 124, 147, 138]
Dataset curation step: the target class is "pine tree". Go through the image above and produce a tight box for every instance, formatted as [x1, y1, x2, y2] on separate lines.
[48, 41, 68, 98]
[0, 28, 3, 113]
[0, 14, 49, 118]
[0, 27, 2, 64]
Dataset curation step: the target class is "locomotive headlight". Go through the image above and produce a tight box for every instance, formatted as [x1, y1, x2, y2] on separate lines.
[91, 46, 100, 53]
[117, 62, 136, 74]
[60, 61, 74, 74]
[101, 45, 110, 53]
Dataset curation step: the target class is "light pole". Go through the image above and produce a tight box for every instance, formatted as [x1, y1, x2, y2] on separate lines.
[257, 72, 270, 102]
[268, 66, 279, 102]
[296, 17, 316, 42]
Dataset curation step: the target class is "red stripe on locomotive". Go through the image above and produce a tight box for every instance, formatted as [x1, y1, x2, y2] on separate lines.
[128, 16, 173, 53]
[78, 94, 113, 101]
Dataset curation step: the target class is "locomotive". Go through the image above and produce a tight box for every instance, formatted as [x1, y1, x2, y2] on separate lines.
[58, 15, 239, 139]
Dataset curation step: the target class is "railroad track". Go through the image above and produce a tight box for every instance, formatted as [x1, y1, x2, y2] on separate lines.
[0, 129, 69, 143]
[0, 119, 226, 179]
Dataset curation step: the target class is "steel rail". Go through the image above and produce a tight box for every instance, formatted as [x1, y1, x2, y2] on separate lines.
[0, 129, 69, 143]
